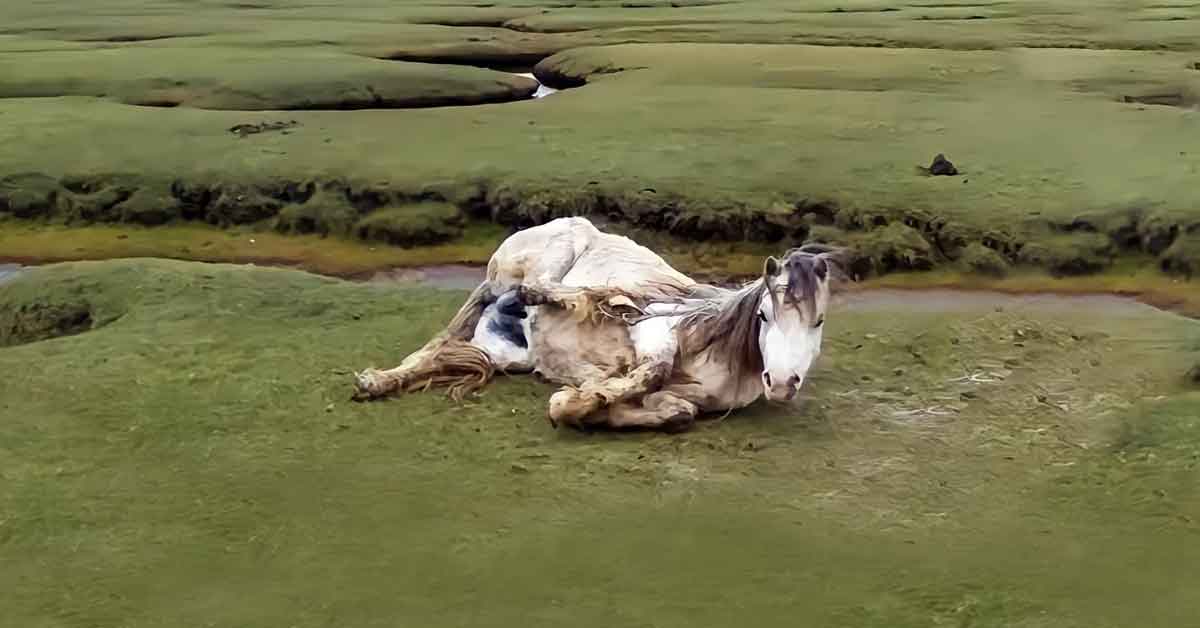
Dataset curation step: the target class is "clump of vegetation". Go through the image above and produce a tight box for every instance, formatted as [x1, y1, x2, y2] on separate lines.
[0, 299, 95, 347]
[1159, 232, 1199, 278]
[851, 223, 937, 277]
[274, 190, 362, 237]
[959, 242, 1010, 277]
[112, 185, 180, 226]
[1017, 232, 1115, 276]
[0, 173, 61, 218]
[354, 202, 463, 247]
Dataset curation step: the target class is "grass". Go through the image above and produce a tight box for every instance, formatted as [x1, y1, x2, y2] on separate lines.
[2, 258, 1200, 626]
[0, 46, 538, 109]
[0, 220, 506, 277]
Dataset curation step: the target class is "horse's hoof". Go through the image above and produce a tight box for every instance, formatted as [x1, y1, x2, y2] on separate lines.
[353, 369, 393, 400]
[548, 389, 595, 428]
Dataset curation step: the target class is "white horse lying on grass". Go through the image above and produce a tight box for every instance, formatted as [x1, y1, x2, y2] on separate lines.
[354, 217, 839, 432]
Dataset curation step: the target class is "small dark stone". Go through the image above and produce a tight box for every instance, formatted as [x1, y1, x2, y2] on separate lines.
[1187, 363, 1200, 386]
[926, 153, 959, 176]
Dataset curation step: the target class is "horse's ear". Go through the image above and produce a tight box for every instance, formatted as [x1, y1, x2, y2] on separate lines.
[763, 256, 781, 278]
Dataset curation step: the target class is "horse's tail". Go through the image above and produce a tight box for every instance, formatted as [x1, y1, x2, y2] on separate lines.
[386, 281, 496, 401]
[426, 281, 496, 399]
[400, 338, 495, 402]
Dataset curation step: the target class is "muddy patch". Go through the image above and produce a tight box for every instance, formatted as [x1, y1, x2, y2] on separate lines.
[230, 120, 299, 138]
[1121, 91, 1199, 108]
[834, 288, 1159, 318]
[363, 264, 1161, 320]
[0, 263, 22, 285]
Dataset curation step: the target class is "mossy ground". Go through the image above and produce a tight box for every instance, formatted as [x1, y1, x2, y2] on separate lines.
[2, 1, 1199, 279]
[2, 259, 1199, 627]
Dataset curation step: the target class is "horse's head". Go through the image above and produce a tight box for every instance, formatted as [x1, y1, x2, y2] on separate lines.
[757, 246, 837, 402]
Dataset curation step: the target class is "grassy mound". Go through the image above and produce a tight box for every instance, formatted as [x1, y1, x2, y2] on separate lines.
[0, 47, 537, 110]
[2, 259, 1200, 626]
[353, 202, 464, 247]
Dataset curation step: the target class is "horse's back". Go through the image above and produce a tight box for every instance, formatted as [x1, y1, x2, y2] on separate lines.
[488, 216, 695, 293]
[486, 217, 597, 290]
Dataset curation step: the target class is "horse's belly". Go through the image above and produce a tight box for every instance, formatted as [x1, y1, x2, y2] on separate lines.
[527, 310, 636, 386]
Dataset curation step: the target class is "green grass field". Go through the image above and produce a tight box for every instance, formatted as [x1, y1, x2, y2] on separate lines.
[2, 259, 1199, 627]
[4, 2, 1200, 625]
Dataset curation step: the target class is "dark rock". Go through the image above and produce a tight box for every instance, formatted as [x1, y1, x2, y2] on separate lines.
[926, 153, 959, 176]
[1188, 363, 1200, 386]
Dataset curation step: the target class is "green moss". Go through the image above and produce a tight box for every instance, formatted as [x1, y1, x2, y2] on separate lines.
[354, 202, 463, 247]
[959, 242, 1010, 277]
[1017, 232, 1115, 276]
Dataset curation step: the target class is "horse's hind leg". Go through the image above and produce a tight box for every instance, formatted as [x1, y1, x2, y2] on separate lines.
[606, 391, 699, 433]
[354, 281, 494, 399]
[547, 360, 671, 428]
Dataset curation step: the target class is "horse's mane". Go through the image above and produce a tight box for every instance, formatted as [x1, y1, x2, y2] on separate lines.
[672, 280, 767, 389]
[667, 254, 829, 392]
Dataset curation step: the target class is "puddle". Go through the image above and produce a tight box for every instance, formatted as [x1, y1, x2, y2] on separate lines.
[363, 264, 1156, 316]
[514, 72, 558, 99]
[0, 263, 22, 285]
[367, 264, 486, 291]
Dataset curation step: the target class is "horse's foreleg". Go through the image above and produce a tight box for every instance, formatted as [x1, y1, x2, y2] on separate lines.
[354, 282, 494, 400]
[606, 390, 699, 433]
[546, 360, 671, 428]
[517, 284, 646, 323]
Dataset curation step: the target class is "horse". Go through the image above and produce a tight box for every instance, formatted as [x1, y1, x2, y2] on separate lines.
[353, 216, 839, 432]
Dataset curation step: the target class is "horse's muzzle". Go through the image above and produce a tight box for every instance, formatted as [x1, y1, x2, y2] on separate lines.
[763, 374, 801, 402]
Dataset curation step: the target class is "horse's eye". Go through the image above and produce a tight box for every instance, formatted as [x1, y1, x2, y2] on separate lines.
[814, 316, 825, 328]
[757, 311, 768, 323]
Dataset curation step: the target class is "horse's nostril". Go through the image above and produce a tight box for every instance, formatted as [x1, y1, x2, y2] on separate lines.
[788, 375, 801, 388]
[763, 372, 772, 387]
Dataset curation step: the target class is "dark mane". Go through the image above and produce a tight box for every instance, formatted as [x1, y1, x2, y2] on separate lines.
[670, 250, 833, 393]
[675, 280, 767, 389]
[781, 253, 827, 321]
